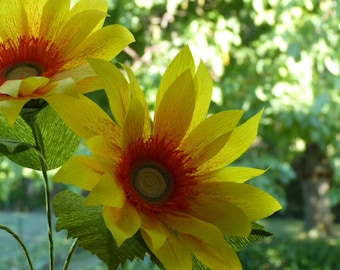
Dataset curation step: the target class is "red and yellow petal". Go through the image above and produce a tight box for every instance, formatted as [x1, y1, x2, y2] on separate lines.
[103, 203, 141, 247]
[53, 155, 103, 190]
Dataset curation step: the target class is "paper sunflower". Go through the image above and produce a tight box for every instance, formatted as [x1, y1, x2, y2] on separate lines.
[0, 0, 134, 124]
[51, 47, 281, 269]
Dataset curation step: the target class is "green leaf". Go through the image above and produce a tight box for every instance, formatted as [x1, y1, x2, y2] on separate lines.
[0, 139, 35, 156]
[0, 105, 80, 170]
[225, 222, 272, 252]
[118, 256, 161, 270]
[53, 190, 162, 270]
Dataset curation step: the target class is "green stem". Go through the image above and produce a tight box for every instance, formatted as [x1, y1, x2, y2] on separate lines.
[26, 118, 54, 270]
[63, 239, 78, 270]
[0, 224, 34, 270]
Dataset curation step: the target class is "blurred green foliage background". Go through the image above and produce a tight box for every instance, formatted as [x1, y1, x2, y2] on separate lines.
[1, 0, 340, 269]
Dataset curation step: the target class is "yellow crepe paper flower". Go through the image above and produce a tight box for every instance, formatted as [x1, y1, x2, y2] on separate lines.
[0, 0, 134, 124]
[51, 47, 281, 270]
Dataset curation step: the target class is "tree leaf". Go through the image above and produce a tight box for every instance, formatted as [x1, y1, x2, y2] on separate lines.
[53, 190, 162, 270]
[225, 222, 272, 252]
[0, 105, 80, 170]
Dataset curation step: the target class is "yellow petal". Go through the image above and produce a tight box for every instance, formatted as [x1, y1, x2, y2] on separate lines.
[154, 70, 196, 144]
[103, 204, 141, 246]
[165, 213, 229, 242]
[166, 214, 242, 269]
[0, 1, 27, 40]
[51, 64, 96, 83]
[187, 132, 232, 168]
[155, 46, 195, 114]
[55, 10, 108, 55]
[53, 156, 103, 190]
[69, 0, 107, 15]
[44, 77, 78, 97]
[87, 58, 129, 126]
[85, 173, 125, 208]
[0, 80, 21, 97]
[76, 76, 102, 94]
[198, 166, 266, 183]
[187, 190, 251, 236]
[121, 64, 151, 136]
[21, 0, 47, 36]
[45, 94, 118, 139]
[0, 99, 28, 125]
[84, 136, 120, 171]
[39, 0, 70, 41]
[201, 109, 263, 171]
[140, 215, 167, 252]
[197, 182, 282, 221]
[68, 0, 108, 32]
[64, 25, 135, 69]
[122, 99, 145, 148]
[63, 0, 108, 37]
[20, 77, 50, 96]
[181, 110, 244, 153]
[182, 234, 242, 270]
[188, 61, 213, 132]
[153, 226, 192, 270]
[51, 64, 101, 94]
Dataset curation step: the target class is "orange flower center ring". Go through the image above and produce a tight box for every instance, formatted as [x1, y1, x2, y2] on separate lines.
[5, 63, 42, 80]
[132, 163, 173, 203]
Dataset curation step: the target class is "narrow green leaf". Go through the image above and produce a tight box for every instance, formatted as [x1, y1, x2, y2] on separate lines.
[0, 105, 80, 170]
[53, 190, 162, 270]
[225, 222, 272, 252]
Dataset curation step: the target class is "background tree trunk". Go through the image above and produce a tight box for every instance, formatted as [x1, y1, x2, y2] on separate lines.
[293, 143, 335, 237]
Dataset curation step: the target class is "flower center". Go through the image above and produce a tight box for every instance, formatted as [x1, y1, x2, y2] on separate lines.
[132, 162, 173, 203]
[0, 35, 64, 85]
[5, 63, 42, 80]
